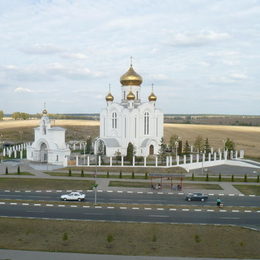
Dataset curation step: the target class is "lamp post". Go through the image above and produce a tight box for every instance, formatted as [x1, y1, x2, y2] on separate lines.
[83, 143, 86, 165]
[93, 183, 98, 205]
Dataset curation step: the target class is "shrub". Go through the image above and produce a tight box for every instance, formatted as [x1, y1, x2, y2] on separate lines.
[132, 172, 135, 179]
[218, 173, 222, 182]
[257, 175, 259, 183]
[17, 166, 20, 175]
[231, 175, 234, 182]
[68, 168, 72, 176]
[205, 173, 209, 181]
[119, 171, 122, 179]
[62, 232, 68, 241]
[81, 169, 84, 177]
[145, 172, 148, 179]
[107, 234, 114, 243]
[152, 234, 157, 242]
[195, 234, 201, 243]
[191, 173, 194, 181]
[5, 167, 8, 175]
[244, 174, 247, 182]
[107, 171, 109, 178]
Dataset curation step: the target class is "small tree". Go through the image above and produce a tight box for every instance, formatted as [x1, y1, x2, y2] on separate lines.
[0, 110, 4, 121]
[231, 175, 234, 182]
[158, 137, 167, 163]
[205, 173, 209, 181]
[194, 135, 204, 153]
[183, 140, 190, 155]
[17, 165, 20, 175]
[218, 173, 222, 182]
[244, 174, 247, 182]
[107, 171, 109, 178]
[119, 171, 122, 179]
[86, 137, 92, 154]
[224, 138, 235, 152]
[68, 168, 72, 176]
[126, 142, 135, 164]
[204, 138, 211, 154]
[81, 169, 84, 177]
[132, 172, 135, 179]
[5, 167, 8, 175]
[169, 134, 179, 154]
[115, 151, 121, 165]
[145, 172, 148, 179]
[63, 232, 68, 241]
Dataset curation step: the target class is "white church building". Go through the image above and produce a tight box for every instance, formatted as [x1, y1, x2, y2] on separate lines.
[95, 63, 163, 157]
[27, 109, 71, 165]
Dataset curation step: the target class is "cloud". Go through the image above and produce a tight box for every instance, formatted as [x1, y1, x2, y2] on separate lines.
[21, 44, 64, 55]
[61, 52, 88, 60]
[229, 73, 247, 80]
[170, 31, 231, 47]
[14, 87, 32, 93]
[209, 72, 248, 84]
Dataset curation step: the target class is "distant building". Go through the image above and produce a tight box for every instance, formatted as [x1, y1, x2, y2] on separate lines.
[27, 109, 70, 165]
[95, 62, 164, 157]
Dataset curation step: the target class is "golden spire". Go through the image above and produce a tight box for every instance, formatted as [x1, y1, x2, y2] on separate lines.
[120, 58, 143, 86]
[105, 83, 114, 102]
[148, 83, 157, 102]
[127, 89, 135, 100]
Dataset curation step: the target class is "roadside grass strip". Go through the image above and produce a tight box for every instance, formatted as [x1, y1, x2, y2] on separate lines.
[0, 200, 259, 213]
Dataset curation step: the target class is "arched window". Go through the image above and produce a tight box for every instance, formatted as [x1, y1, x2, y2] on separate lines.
[136, 91, 139, 100]
[144, 112, 149, 135]
[112, 112, 117, 129]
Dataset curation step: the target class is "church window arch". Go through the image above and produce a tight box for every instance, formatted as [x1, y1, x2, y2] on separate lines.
[136, 91, 139, 100]
[112, 112, 117, 129]
[144, 112, 149, 135]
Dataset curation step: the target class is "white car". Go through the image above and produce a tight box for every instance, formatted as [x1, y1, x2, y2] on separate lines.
[60, 192, 86, 201]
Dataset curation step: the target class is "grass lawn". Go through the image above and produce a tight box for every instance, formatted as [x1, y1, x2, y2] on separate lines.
[187, 176, 259, 183]
[0, 172, 34, 176]
[109, 181, 223, 190]
[0, 218, 259, 258]
[0, 178, 95, 190]
[233, 185, 260, 195]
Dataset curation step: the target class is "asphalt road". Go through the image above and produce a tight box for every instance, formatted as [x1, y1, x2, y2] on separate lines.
[0, 204, 259, 229]
[0, 190, 259, 207]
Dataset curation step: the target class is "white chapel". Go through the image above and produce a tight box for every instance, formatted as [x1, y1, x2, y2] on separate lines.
[27, 109, 71, 165]
[95, 63, 163, 157]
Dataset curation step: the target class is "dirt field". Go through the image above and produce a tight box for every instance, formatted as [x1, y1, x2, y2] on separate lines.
[0, 218, 259, 258]
[0, 120, 259, 158]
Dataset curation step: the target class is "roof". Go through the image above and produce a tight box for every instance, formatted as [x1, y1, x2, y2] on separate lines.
[101, 138, 120, 148]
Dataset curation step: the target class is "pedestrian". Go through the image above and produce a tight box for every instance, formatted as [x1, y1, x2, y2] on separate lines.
[216, 197, 221, 207]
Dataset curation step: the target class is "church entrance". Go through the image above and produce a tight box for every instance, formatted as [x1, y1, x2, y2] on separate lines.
[149, 144, 154, 155]
[40, 143, 48, 163]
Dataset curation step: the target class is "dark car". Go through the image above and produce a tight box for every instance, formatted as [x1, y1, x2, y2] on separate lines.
[185, 192, 208, 202]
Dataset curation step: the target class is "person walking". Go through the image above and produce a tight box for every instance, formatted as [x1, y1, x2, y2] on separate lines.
[216, 198, 221, 207]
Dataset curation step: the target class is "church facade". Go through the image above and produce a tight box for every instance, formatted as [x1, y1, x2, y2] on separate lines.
[27, 109, 71, 165]
[95, 64, 163, 157]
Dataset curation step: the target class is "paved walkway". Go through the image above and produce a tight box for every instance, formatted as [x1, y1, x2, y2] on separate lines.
[0, 249, 256, 260]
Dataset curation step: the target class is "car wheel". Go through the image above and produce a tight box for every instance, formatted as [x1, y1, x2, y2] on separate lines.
[78, 198, 81, 201]
[188, 198, 191, 201]
[64, 198, 67, 201]
[201, 198, 204, 202]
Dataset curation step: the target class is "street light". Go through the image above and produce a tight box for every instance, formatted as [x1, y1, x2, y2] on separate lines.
[93, 183, 98, 205]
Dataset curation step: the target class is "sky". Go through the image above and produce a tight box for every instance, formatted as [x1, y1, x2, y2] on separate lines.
[0, 0, 259, 115]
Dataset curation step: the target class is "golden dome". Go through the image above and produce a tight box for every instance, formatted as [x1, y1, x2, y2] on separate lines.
[120, 65, 143, 86]
[106, 92, 114, 102]
[148, 92, 157, 102]
[42, 109, 48, 115]
[127, 90, 135, 100]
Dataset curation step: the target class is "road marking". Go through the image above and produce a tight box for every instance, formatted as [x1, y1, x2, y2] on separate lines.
[194, 209, 202, 211]
[219, 210, 227, 212]
[207, 209, 215, 212]
[228, 194, 235, 196]
[22, 203, 29, 206]
[158, 192, 163, 194]
[169, 208, 177, 211]
[182, 209, 189, 211]
[10, 203, 17, 205]
[157, 208, 164, 211]
[178, 192, 184, 195]
[149, 215, 169, 218]
[120, 207, 127, 209]
[144, 208, 152, 210]
[25, 190, 31, 193]
[107, 190, 113, 193]
[4, 190, 10, 192]
[0, 202, 6, 205]
[238, 194, 245, 196]
[232, 210, 239, 212]
[46, 204, 53, 207]
[168, 192, 173, 195]
[117, 191, 123, 193]
[35, 190, 42, 192]
[87, 190, 93, 192]
[58, 205, 65, 207]
[244, 210, 252, 213]
[77, 190, 83, 192]
[83, 206, 90, 208]
[147, 192, 153, 194]
[257, 210, 260, 213]
[218, 194, 224, 196]
[137, 192, 143, 194]
[127, 191, 133, 193]
[249, 195, 256, 197]
[220, 217, 240, 220]
[14, 190, 20, 193]
[132, 207, 140, 210]
[56, 190, 62, 192]
[70, 205, 78, 208]
[66, 190, 72, 192]
[34, 204, 41, 206]
[208, 193, 214, 196]
[95, 206, 102, 208]
[97, 190, 103, 193]
[46, 190, 52, 192]
[107, 206, 114, 209]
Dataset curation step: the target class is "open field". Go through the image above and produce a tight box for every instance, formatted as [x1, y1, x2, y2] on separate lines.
[0, 178, 95, 190]
[0, 218, 259, 258]
[1, 119, 260, 157]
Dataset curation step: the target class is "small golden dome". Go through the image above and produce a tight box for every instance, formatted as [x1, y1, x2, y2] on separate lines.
[106, 92, 114, 102]
[120, 65, 143, 86]
[148, 92, 157, 102]
[42, 109, 48, 115]
[127, 90, 135, 100]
